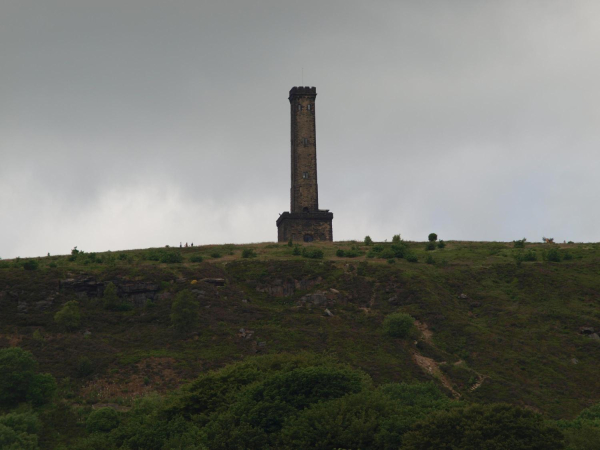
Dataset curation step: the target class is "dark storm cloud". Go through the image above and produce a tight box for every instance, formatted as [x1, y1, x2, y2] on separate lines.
[1, 1, 599, 258]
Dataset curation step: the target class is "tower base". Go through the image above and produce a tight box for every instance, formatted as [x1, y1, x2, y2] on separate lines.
[276, 211, 333, 242]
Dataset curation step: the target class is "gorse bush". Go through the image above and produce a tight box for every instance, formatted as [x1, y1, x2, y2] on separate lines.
[302, 247, 324, 259]
[425, 242, 436, 251]
[189, 255, 204, 263]
[392, 234, 401, 243]
[364, 236, 373, 246]
[545, 248, 561, 262]
[170, 290, 199, 332]
[514, 238, 527, 248]
[23, 259, 38, 271]
[383, 313, 415, 338]
[437, 240, 446, 249]
[428, 233, 438, 242]
[336, 249, 345, 257]
[86, 407, 120, 433]
[54, 301, 81, 331]
[292, 245, 301, 256]
[406, 253, 418, 263]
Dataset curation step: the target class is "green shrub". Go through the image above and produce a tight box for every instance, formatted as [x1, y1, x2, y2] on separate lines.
[428, 233, 438, 242]
[210, 252, 222, 259]
[402, 403, 564, 450]
[364, 236, 373, 246]
[54, 301, 81, 331]
[189, 255, 204, 263]
[563, 252, 573, 261]
[292, 245, 301, 256]
[372, 244, 384, 253]
[514, 238, 527, 248]
[103, 282, 119, 310]
[383, 313, 415, 338]
[425, 255, 435, 265]
[392, 234, 401, 243]
[287, 238, 293, 247]
[336, 249, 345, 257]
[86, 407, 120, 433]
[242, 249, 257, 258]
[387, 258, 396, 264]
[425, 242, 436, 251]
[77, 357, 94, 378]
[391, 243, 408, 258]
[160, 251, 183, 264]
[437, 240, 446, 249]
[0, 348, 56, 406]
[545, 248, 561, 262]
[406, 254, 418, 263]
[345, 249, 361, 258]
[23, 259, 38, 271]
[380, 248, 396, 259]
[302, 247, 324, 259]
[170, 290, 199, 332]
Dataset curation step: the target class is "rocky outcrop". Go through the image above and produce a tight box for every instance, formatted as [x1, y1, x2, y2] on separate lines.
[59, 277, 159, 307]
[256, 277, 321, 297]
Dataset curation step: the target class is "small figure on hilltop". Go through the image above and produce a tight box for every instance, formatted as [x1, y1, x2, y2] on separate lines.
[180, 242, 182, 248]
[185, 242, 188, 248]
[191, 243, 194, 247]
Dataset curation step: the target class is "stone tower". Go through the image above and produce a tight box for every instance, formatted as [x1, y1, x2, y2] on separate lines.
[277, 86, 333, 242]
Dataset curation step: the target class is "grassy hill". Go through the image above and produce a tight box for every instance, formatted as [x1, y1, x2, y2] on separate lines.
[1, 238, 600, 448]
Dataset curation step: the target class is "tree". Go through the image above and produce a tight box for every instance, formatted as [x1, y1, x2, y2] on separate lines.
[87, 407, 121, 433]
[428, 233, 438, 242]
[54, 300, 81, 331]
[0, 347, 56, 406]
[364, 236, 373, 246]
[402, 403, 565, 450]
[383, 313, 415, 338]
[170, 290, 199, 332]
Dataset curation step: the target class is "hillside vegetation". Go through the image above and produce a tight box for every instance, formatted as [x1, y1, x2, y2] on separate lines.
[1, 238, 600, 448]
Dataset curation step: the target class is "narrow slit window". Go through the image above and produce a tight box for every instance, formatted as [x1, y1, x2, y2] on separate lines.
[298, 104, 302, 111]
[303, 138, 308, 146]
[307, 104, 311, 111]
[302, 172, 308, 179]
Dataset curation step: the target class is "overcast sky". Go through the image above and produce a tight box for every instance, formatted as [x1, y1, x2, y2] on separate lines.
[1, 1, 599, 258]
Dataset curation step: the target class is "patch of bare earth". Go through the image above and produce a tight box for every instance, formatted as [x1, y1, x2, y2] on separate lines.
[412, 353, 461, 399]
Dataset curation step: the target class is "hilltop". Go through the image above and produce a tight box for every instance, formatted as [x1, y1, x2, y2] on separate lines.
[1, 238, 599, 448]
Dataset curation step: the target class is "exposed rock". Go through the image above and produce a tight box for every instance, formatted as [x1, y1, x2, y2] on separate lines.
[324, 308, 334, 317]
[256, 277, 321, 298]
[589, 333, 600, 341]
[580, 326, 595, 335]
[59, 277, 104, 297]
[157, 292, 173, 301]
[84, 330, 92, 338]
[458, 293, 468, 299]
[34, 297, 54, 311]
[388, 295, 398, 304]
[330, 288, 340, 294]
[60, 277, 159, 307]
[17, 300, 28, 313]
[200, 278, 226, 287]
[571, 358, 579, 364]
[238, 328, 254, 339]
[300, 292, 328, 306]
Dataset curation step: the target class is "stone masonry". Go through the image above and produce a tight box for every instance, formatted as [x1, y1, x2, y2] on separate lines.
[277, 87, 333, 242]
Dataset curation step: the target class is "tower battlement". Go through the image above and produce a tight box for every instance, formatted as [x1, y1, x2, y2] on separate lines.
[277, 86, 333, 243]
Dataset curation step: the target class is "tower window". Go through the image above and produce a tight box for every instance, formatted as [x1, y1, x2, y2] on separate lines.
[303, 138, 308, 146]
[298, 104, 302, 111]
[302, 172, 308, 179]
[307, 104, 311, 111]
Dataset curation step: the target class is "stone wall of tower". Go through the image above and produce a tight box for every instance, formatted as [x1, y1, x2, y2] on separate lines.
[289, 87, 319, 213]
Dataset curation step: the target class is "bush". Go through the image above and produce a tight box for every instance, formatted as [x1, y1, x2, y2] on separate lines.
[380, 248, 396, 259]
[287, 238, 293, 247]
[392, 234, 401, 243]
[402, 403, 565, 450]
[406, 254, 418, 263]
[387, 258, 396, 264]
[336, 249, 345, 257]
[242, 249, 257, 259]
[292, 245, 301, 256]
[425, 242, 436, 251]
[383, 313, 415, 338]
[86, 407, 120, 433]
[170, 290, 199, 332]
[545, 248, 561, 262]
[77, 357, 94, 378]
[160, 251, 183, 264]
[437, 240, 446, 249]
[425, 255, 435, 265]
[302, 247, 324, 259]
[54, 301, 81, 331]
[0, 347, 56, 406]
[189, 255, 204, 263]
[210, 252, 222, 259]
[364, 236, 373, 246]
[428, 233, 438, 242]
[391, 243, 408, 258]
[103, 282, 119, 310]
[23, 259, 38, 271]
[514, 238, 527, 248]
[563, 252, 573, 261]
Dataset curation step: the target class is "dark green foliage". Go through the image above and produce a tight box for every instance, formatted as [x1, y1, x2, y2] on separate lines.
[364, 236, 373, 246]
[0, 348, 56, 406]
[170, 290, 199, 332]
[380, 248, 396, 259]
[545, 248, 562, 262]
[242, 248, 257, 259]
[143, 249, 183, 263]
[391, 243, 408, 258]
[563, 251, 573, 261]
[103, 282, 119, 310]
[86, 407, 120, 433]
[189, 255, 204, 263]
[402, 403, 565, 450]
[301, 247, 323, 259]
[292, 245, 301, 256]
[383, 313, 415, 338]
[392, 234, 401, 243]
[159, 251, 183, 264]
[336, 249, 345, 257]
[23, 259, 38, 271]
[210, 251, 222, 259]
[54, 300, 81, 331]
[425, 254, 435, 265]
[287, 238, 293, 247]
[0, 411, 40, 450]
[425, 242, 436, 251]
[514, 238, 527, 248]
[387, 258, 396, 264]
[514, 250, 538, 266]
[437, 240, 446, 249]
[428, 233, 438, 242]
[406, 253, 418, 263]
[77, 357, 94, 378]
